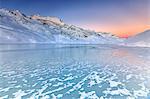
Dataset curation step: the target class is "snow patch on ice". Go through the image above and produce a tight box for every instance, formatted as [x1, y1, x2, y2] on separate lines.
[79, 91, 99, 99]
[13, 90, 26, 99]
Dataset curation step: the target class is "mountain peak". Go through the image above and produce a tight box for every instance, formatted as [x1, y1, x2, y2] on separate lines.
[31, 15, 64, 26]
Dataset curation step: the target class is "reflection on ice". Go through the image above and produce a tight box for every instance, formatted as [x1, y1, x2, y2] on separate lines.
[0, 44, 150, 98]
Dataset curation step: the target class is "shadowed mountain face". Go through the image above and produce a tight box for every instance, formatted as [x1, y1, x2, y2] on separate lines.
[125, 30, 150, 47]
[0, 9, 122, 44]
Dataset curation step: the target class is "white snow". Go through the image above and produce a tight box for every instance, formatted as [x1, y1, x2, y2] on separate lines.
[109, 80, 122, 87]
[79, 91, 99, 99]
[126, 74, 132, 80]
[0, 8, 121, 44]
[13, 90, 26, 99]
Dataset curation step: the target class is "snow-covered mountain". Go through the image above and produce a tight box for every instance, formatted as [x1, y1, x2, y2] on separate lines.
[0, 8, 122, 44]
[125, 30, 150, 47]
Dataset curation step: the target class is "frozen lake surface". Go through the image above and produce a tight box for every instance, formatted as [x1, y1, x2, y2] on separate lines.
[0, 44, 150, 99]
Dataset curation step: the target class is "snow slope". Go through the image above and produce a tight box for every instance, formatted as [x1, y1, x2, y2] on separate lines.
[0, 8, 122, 44]
[125, 30, 150, 47]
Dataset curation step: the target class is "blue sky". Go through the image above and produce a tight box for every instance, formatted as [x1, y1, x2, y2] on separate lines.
[0, 0, 149, 37]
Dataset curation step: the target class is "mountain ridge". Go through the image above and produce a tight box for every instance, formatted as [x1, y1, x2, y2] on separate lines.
[1, 8, 149, 46]
[0, 8, 123, 44]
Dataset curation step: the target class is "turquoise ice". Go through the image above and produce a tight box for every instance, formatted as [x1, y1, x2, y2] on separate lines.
[0, 44, 150, 99]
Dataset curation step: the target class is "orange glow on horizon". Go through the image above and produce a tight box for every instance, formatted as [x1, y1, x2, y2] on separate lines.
[79, 21, 150, 38]
[76, 11, 150, 38]
[98, 25, 150, 38]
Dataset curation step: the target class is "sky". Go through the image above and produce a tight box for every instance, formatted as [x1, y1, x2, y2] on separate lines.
[0, 0, 150, 37]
